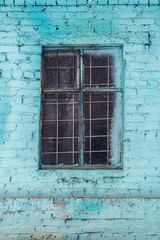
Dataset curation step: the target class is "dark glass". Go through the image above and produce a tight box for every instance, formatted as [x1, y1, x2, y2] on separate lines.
[43, 52, 57, 68]
[74, 121, 79, 137]
[58, 153, 73, 165]
[109, 67, 115, 87]
[109, 55, 114, 66]
[58, 121, 73, 138]
[91, 102, 107, 119]
[74, 154, 79, 164]
[91, 120, 107, 136]
[58, 103, 73, 120]
[83, 103, 89, 119]
[41, 154, 56, 165]
[42, 121, 57, 138]
[92, 54, 108, 66]
[84, 153, 90, 165]
[42, 139, 56, 152]
[58, 138, 72, 152]
[74, 138, 79, 151]
[91, 152, 107, 165]
[92, 68, 108, 86]
[74, 103, 79, 119]
[43, 104, 57, 120]
[84, 68, 90, 86]
[58, 68, 74, 87]
[42, 68, 57, 88]
[91, 137, 107, 151]
[58, 54, 73, 68]
[83, 53, 90, 66]
[84, 120, 90, 136]
[84, 138, 90, 151]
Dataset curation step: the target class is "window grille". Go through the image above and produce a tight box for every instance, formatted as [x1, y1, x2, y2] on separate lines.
[40, 46, 123, 169]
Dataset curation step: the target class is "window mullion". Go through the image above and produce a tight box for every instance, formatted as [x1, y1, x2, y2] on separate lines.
[79, 49, 84, 166]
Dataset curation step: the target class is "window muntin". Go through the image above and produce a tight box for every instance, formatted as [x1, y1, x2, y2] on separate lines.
[40, 47, 123, 169]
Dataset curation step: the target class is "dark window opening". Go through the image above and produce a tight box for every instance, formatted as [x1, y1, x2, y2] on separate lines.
[40, 47, 122, 169]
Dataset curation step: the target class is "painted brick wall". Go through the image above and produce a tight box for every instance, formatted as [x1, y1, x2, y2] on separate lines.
[0, 1, 160, 239]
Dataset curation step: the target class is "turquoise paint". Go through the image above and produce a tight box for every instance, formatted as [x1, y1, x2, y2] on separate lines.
[0, 1, 160, 239]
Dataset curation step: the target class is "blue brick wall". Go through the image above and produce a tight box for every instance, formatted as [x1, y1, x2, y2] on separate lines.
[0, 1, 160, 239]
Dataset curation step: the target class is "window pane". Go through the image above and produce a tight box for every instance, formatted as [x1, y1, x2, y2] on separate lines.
[42, 50, 80, 89]
[41, 93, 80, 165]
[41, 154, 56, 165]
[84, 92, 122, 165]
[83, 49, 122, 88]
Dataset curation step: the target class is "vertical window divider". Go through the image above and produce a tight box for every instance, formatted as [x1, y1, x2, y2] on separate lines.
[89, 55, 92, 165]
[79, 49, 84, 166]
[72, 93, 75, 165]
[56, 93, 59, 165]
[56, 51, 59, 165]
[107, 55, 109, 164]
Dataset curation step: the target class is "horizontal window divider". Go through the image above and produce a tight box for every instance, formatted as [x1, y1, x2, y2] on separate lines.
[42, 102, 79, 105]
[42, 67, 79, 69]
[84, 66, 114, 69]
[41, 151, 79, 154]
[42, 137, 79, 139]
[42, 119, 79, 122]
[83, 88, 122, 93]
[43, 89, 80, 93]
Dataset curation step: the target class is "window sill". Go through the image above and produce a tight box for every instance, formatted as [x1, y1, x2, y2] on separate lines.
[39, 163, 123, 174]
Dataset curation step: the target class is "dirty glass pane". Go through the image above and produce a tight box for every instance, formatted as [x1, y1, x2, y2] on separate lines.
[42, 50, 80, 89]
[83, 92, 122, 165]
[41, 93, 80, 165]
[83, 49, 121, 88]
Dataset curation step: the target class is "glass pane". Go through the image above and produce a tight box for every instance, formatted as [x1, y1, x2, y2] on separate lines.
[84, 92, 122, 165]
[42, 50, 80, 89]
[42, 121, 57, 138]
[42, 69, 57, 88]
[42, 139, 56, 152]
[41, 93, 80, 165]
[83, 49, 122, 88]
[41, 154, 56, 165]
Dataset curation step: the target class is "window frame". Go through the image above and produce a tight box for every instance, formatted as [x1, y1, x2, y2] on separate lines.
[39, 45, 124, 170]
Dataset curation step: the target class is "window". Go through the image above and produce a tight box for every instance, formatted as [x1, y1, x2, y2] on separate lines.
[40, 46, 123, 169]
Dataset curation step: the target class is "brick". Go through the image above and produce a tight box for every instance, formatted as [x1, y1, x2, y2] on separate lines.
[77, 0, 86, 5]
[57, 0, 67, 4]
[46, 0, 56, 5]
[98, 0, 107, 4]
[25, 0, 36, 5]
[35, 0, 46, 5]
[119, 0, 128, 3]
[4, 0, 13, 4]
[150, 0, 159, 4]
[15, 0, 25, 4]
